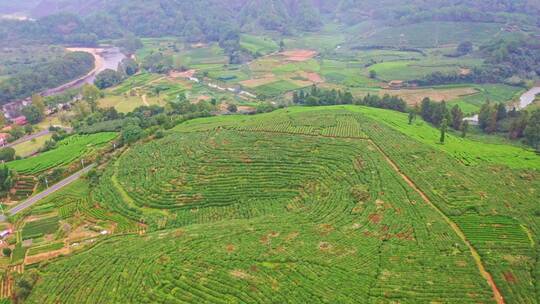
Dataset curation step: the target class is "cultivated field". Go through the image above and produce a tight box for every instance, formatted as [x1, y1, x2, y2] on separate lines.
[23, 106, 539, 303]
[7, 133, 117, 174]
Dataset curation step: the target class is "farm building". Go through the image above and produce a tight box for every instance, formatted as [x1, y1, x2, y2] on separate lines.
[12, 116, 27, 126]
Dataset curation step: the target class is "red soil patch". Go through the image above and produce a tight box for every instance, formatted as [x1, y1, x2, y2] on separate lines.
[25, 247, 70, 265]
[318, 224, 335, 236]
[226, 244, 236, 253]
[281, 49, 317, 62]
[169, 69, 197, 78]
[503, 272, 517, 283]
[305, 72, 324, 83]
[260, 235, 270, 245]
[368, 213, 382, 224]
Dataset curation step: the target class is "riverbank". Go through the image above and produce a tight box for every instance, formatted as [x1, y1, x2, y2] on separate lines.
[42, 47, 125, 96]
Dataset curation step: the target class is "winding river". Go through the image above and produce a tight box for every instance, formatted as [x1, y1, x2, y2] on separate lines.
[42, 47, 126, 97]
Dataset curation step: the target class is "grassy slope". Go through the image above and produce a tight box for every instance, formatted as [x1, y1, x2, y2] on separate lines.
[343, 106, 539, 169]
[13, 134, 53, 158]
[185, 106, 539, 169]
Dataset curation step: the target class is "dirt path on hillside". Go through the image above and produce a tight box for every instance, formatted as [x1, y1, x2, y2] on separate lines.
[368, 139, 505, 304]
[141, 94, 149, 106]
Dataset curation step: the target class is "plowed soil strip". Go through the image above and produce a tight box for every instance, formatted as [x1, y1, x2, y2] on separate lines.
[368, 139, 504, 304]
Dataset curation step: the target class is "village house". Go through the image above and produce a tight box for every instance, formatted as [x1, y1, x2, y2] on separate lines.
[12, 116, 27, 126]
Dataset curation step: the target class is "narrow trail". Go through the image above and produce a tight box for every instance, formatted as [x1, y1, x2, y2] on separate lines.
[141, 94, 149, 106]
[368, 139, 505, 304]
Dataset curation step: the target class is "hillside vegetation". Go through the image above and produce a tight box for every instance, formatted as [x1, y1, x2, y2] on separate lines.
[24, 106, 540, 303]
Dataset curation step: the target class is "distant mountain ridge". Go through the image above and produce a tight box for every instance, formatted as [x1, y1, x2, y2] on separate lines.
[1, 0, 539, 46]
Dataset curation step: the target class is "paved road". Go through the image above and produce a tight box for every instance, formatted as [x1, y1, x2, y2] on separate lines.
[7, 164, 96, 216]
[4, 130, 50, 148]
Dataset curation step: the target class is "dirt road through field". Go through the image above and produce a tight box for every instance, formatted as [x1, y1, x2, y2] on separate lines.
[368, 139, 505, 304]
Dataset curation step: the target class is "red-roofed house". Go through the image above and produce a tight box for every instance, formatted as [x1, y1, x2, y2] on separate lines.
[12, 116, 27, 126]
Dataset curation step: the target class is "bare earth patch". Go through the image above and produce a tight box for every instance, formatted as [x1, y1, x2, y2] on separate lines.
[25, 247, 70, 265]
[240, 76, 277, 88]
[169, 69, 197, 78]
[305, 72, 324, 83]
[379, 87, 478, 105]
[230, 269, 253, 280]
[280, 50, 317, 62]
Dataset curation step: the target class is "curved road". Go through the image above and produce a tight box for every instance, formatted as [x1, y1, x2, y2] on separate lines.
[3, 130, 50, 148]
[7, 164, 95, 216]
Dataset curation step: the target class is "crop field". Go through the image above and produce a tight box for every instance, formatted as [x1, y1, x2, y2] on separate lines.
[369, 55, 483, 81]
[176, 44, 228, 69]
[100, 95, 150, 113]
[111, 73, 163, 95]
[7, 133, 117, 174]
[355, 22, 502, 48]
[318, 60, 374, 87]
[283, 24, 346, 52]
[135, 37, 181, 59]
[27, 242, 64, 256]
[10, 176, 36, 202]
[134, 38, 229, 71]
[21, 216, 59, 240]
[240, 34, 279, 55]
[356, 49, 424, 65]
[349, 106, 540, 169]
[252, 80, 303, 96]
[23, 106, 540, 303]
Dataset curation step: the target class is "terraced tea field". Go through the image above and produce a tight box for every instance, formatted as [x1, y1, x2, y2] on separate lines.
[7, 133, 117, 174]
[24, 106, 540, 303]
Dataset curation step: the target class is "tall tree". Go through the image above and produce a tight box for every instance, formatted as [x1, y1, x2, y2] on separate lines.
[82, 84, 101, 112]
[408, 109, 416, 125]
[31, 94, 46, 115]
[478, 100, 493, 131]
[461, 120, 469, 138]
[420, 98, 433, 122]
[524, 110, 540, 151]
[450, 105, 464, 130]
[496, 103, 507, 121]
[21, 105, 43, 124]
[0, 164, 13, 193]
[439, 118, 448, 144]
[486, 109, 498, 134]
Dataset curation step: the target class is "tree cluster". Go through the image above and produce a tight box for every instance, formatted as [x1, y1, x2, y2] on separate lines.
[0, 52, 94, 103]
[477, 101, 540, 150]
[293, 85, 407, 112]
